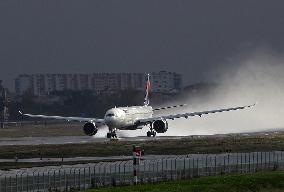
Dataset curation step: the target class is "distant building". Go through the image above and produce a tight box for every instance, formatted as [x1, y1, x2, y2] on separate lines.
[150, 71, 182, 93]
[0, 80, 9, 126]
[15, 72, 183, 96]
[15, 75, 33, 95]
[15, 73, 145, 96]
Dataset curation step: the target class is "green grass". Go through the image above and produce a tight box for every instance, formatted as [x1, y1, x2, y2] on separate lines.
[86, 171, 284, 192]
[2, 134, 284, 159]
[2, 131, 284, 169]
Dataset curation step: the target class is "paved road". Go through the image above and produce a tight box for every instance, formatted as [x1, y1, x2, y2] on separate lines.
[1, 151, 284, 192]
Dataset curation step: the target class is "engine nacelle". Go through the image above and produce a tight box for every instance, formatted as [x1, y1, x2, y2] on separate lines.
[83, 122, 98, 136]
[152, 119, 168, 133]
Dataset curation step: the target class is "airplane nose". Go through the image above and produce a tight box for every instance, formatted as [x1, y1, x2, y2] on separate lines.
[104, 115, 116, 126]
[104, 116, 113, 122]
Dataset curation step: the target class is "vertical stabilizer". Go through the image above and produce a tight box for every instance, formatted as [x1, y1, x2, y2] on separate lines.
[144, 74, 151, 106]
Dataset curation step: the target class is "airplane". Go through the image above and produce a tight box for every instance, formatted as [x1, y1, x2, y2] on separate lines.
[19, 74, 256, 139]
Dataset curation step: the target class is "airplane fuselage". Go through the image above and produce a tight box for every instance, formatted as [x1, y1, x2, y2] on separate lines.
[104, 106, 153, 130]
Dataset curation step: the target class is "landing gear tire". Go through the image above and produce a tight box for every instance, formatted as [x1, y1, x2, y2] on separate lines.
[112, 132, 117, 138]
[107, 131, 117, 139]
[147, 130, 156, 137]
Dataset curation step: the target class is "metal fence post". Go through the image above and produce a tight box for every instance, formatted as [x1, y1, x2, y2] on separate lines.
[184, 158, 186, 179]
[170, 159, 173, 180]
[117, 162, 121, 185]
[143, 160, 147, 182]
[154, 160, 157, 182]
[256, 152, 259, 171]
[269, 152, 271, 169]
[15, 174, 18, 192]
[42, 172, 45, 192]
[0, 175, 2, 192]
[188, 158, 191, 178]
[118, 161, 122, 185]
[252, 153, 255, 172]
[280, 151, 283, 168]
[58, 169, 61, 191]
[98, 163, 103, 186]
[207, 155, 210, 176]
[214, 156, 217, 175]
[88, 166, 91, 188]
[248, 153, 250, 172]
[223, 155, 226, 174]
[161, 159, 164, 181]
[236, 153, 239, 173]
[165, 159, 168, 180]
[192, 158, 195, 177]
[78, 168, 81, 190]
[227, 154, 230, 173]
[260, 152, 263, 170]
[20, 172, 24, 192]
[9, 176, 11, 192]
[197, 158, 199, 177]
[5, 176, 7, 192]
[272, 151, 275, 169]
[83, 167, 86, 190]
[37, 172, 40, 192]
[174, 158, 177, 180]
[53, 170, 56, 191]
[157, 159, 160, 182]
[73, 168, 76, 189]
[93, 164, 97, 187]
[280, 151, 283, 170]
[241, 153, 243, 173]
[123, 161, 126, 184]
[47, 171, 50, 191]
[32, 171, 35, 192]
[26, 174, 28, 192]
[64, 170, 67, 192]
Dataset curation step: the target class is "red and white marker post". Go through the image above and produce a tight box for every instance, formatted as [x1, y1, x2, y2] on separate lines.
[133, 145, 142, 185]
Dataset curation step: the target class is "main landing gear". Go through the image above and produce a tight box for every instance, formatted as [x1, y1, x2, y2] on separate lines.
[107, 129, 117, 139]
[147, 131, 156, 137]
[147, 125, 156, 137]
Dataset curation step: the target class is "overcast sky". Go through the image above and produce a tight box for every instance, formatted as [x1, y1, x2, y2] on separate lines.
[1, 0, 284, 89]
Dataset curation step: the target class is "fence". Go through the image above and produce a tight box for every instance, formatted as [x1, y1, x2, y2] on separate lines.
[1, 151, 284, 192]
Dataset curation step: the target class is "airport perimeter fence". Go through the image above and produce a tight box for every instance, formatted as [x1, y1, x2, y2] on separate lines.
[1, 151, 284, 192]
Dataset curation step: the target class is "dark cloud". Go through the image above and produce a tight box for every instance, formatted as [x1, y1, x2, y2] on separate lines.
[1, 0, 284, 89]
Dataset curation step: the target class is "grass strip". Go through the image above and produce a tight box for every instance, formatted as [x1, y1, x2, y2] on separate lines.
[86, 171, 284, 192]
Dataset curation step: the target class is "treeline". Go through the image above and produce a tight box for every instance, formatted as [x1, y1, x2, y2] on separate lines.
[8, 89, 145, 121]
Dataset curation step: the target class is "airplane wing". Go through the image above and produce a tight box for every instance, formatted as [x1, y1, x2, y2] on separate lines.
[152, 104, 187, 111]
[136, 103, 256, 125]
[18, 111, 105, 124]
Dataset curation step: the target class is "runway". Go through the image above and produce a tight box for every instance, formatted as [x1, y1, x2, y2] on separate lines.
[0, 129, 284, 146]
[0, 136, 187, 146]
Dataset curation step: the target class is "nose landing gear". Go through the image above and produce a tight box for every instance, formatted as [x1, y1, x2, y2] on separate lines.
[107, 129, 117, 139]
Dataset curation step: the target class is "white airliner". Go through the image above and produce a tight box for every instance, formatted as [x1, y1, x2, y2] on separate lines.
[19, 74, 255, 138]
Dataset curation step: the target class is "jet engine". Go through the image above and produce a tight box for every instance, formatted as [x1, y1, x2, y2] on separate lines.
[83, 122, 98, 136]
[152, 119, 168, 133]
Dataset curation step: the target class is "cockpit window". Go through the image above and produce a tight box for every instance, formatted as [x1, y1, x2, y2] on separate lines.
[106, 113, 115, 117]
